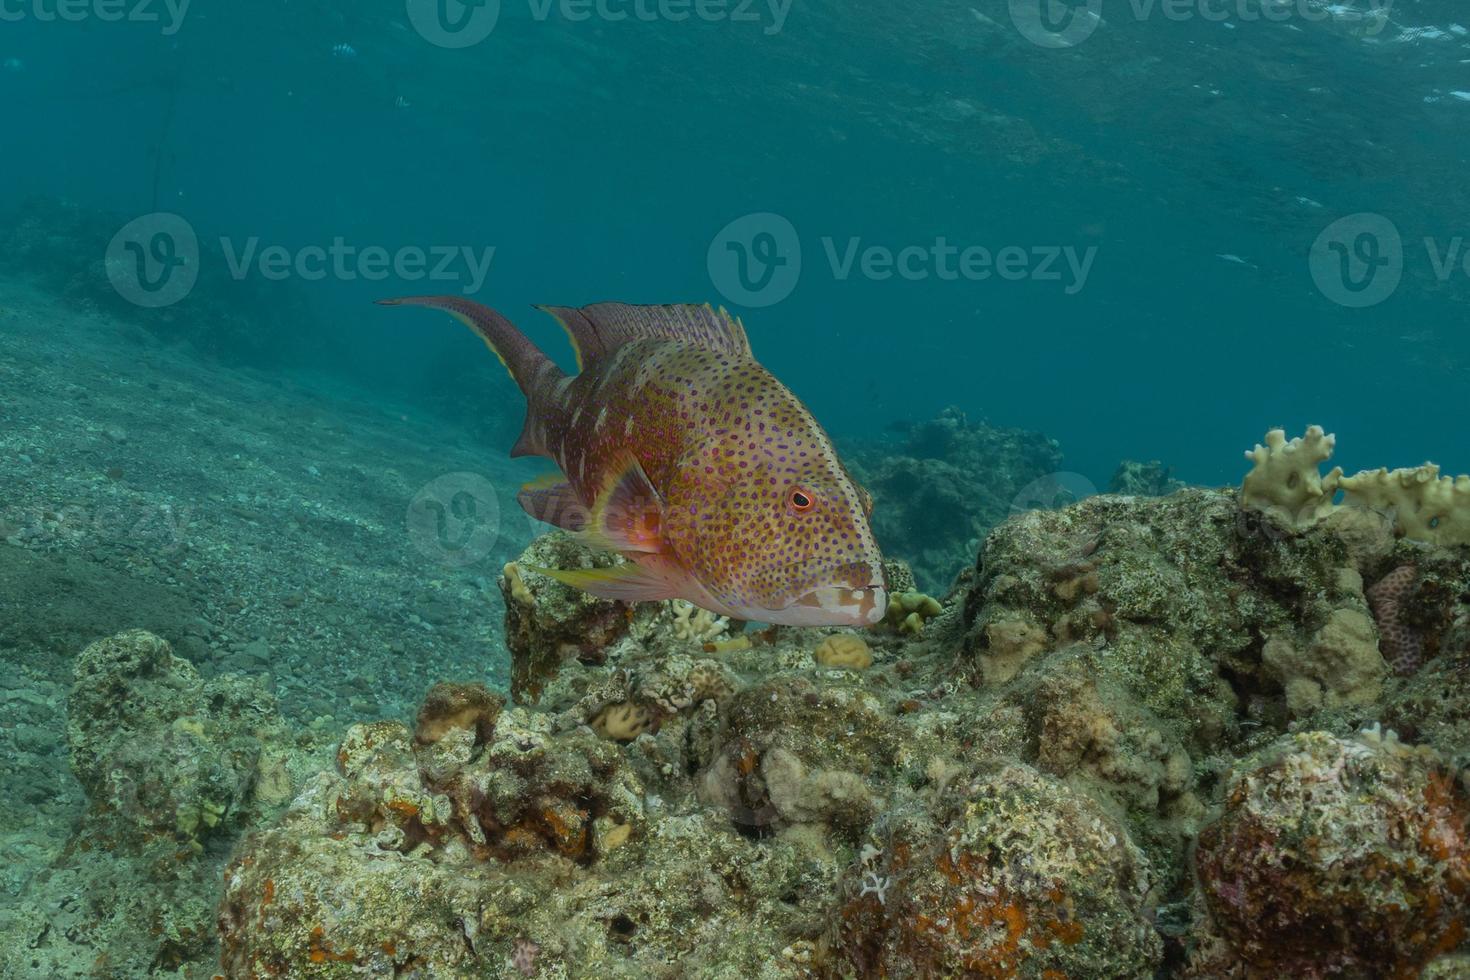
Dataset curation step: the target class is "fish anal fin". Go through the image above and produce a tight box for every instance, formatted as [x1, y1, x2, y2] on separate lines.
[537, 302, 751, 365]
[524, 560, 681, 603]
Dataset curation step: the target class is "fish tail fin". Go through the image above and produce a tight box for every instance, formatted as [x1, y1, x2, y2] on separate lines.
[377, 295, 564, 458]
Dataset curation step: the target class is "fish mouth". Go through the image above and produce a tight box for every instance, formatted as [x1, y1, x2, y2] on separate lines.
[772, 584, 889, 627]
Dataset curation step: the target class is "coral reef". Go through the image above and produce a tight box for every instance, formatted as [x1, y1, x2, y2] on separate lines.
[218, 682, 827, 977]
[846, 407, 1065, 591]
[499, 533, 652, 702]
[214, 458, 1470, 976]
[0, 630, 316, 977]
[6, 415, 1452, 978]
[830, 763, 1163, 978]
[1108, 458, 1185, 497]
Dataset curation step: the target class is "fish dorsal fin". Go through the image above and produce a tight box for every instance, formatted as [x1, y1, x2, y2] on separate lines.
[537, 302, 751, 370]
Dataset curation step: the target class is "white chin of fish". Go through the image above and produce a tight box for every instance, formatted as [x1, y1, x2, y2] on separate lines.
[763, 586, 889, 628]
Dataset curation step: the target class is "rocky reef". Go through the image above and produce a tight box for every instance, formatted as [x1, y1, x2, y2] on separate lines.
[0, 630, 328, 977]
[10, 425, 1467, 977]
[213, 426, 1470, 978]
[846, 407, 1065, 593]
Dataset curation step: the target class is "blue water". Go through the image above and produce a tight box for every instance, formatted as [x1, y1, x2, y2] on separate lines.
[4, 0, 1468, 485]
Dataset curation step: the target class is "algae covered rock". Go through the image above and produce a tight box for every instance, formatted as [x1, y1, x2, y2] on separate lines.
[219, 681, 847, 978]
[1191, 729, 1470, 978]
[500, 531, 645, 703]
[829, 762, 1162, 978]
[847, 406, 1065, 591]
[698, 677, 899, 837]
[67, 628, 280, 842]
[0, 629, 303, 978]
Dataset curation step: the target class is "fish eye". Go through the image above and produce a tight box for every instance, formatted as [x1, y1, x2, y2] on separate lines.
[788, 486, 816, 513]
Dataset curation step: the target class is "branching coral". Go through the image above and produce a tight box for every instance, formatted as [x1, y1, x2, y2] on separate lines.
[669, 599, 729, 644]
[1241, 426, 1470, 547]
[1241, 426, 1343, 528]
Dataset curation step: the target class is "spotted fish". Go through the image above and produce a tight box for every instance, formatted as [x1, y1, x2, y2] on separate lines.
[379, 295, 888, 627]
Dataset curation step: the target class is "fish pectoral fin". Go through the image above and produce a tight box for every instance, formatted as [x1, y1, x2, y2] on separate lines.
[524, 559, 682, 603]
[580, 457, 666, 554]
[518, 476, 587, 533]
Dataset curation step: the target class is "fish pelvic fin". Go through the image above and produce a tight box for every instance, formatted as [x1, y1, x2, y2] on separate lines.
[517, 477, 588, 533]
[377, 295, 565, 458]
[536, 302, 751, 369]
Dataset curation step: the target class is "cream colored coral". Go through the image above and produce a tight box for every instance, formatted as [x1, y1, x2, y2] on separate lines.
[1241, 426, 1470, 547]
[590, 701, 653, 741]
[1339, 465, 1470, 547]
[502, 562, 533, 605]
[886, 591, 943, 634]
[669, 599, 729, 643]
[979, 619, 1048, 685]
[1241, 426, 1342, 527]
[1262, 608, 1386, 716]
[813, 634, 872, 670]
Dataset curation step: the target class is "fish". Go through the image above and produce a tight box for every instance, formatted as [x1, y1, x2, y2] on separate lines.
[379, 296, 888, 627]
